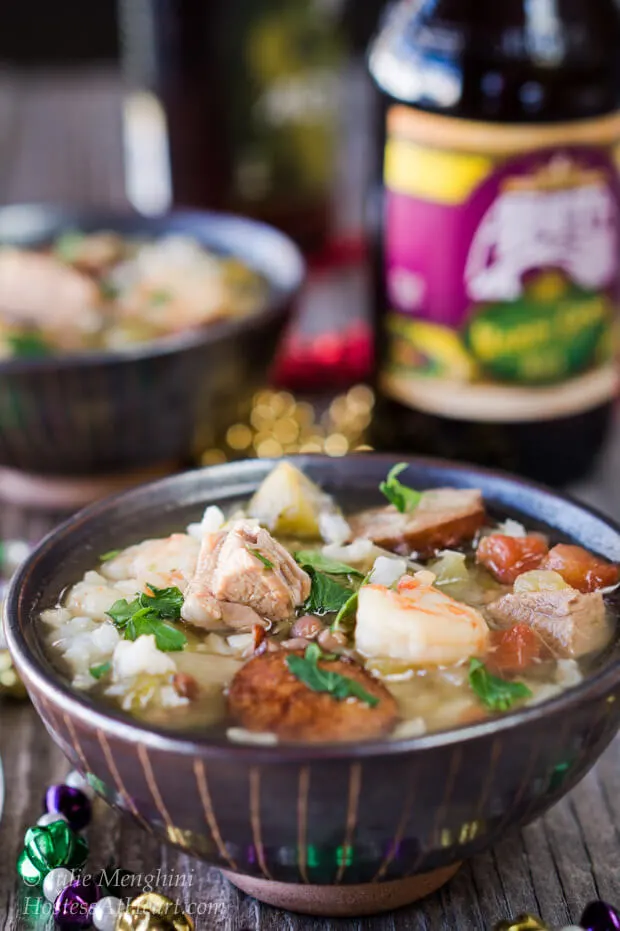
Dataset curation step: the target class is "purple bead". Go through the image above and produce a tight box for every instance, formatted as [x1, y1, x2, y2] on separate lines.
[53, 878, 101, 928]
[581, 901, 620, 931]
[44, 785, 91, 832]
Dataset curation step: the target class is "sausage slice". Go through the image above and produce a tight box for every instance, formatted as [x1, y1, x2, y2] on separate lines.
[227, 651, 399, 742]
[348, 488, 485, 556]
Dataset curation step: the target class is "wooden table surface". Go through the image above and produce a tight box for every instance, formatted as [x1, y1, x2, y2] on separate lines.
[2, 68, 620, 931]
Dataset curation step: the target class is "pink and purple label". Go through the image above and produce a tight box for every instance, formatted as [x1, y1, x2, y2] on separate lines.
[380, 107, 620, 420]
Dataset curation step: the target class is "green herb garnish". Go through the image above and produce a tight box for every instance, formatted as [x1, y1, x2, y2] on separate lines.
[379, 463, 422, 514]
[286, 644, 379, 707]
[247, 547, 274, 570]
[332, 591, 359, 632]
[7, 332, 51, 358]
[295, 550, 363, 578]
[303, 570, 354, 617]
[100, 279, 119, 301]
[54, 230, 84, 262]
[468, 658, 532, 712]
[149, 289, 172, 306]
[89, 661, 112, 680]
[106, 585, 187, 653]
[100, 550, 121, 563]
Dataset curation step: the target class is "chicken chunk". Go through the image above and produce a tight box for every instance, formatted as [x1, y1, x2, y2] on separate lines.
[487, 589, 611, 659]
[0, 250, 99, 330]
[227, 651, 399, 742]
[348, 488, 484, 556]
[181, 520, 311, 629]
[356, 572, 489, 666]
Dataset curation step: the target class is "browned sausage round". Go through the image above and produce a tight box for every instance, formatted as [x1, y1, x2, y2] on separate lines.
[227, 651, 399, 743]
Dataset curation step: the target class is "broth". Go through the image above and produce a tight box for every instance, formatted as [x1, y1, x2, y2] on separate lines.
[0, 231, 266, 357]
[41, 462, 618, 743]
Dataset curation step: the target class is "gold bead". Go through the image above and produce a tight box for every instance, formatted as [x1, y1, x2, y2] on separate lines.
[494, 916, 548, 931]
[116, 892, 194, 931]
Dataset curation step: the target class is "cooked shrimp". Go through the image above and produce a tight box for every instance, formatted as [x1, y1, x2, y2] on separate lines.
[100, 534, 200, 591]
[356, 571, 489, 666]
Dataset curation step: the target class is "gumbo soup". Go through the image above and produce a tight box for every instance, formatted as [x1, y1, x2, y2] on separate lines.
[0, 231, 265, 357]
[41, 462, 619, 744]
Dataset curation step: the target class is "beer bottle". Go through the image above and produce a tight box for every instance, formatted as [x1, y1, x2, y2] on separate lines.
[370, 0, 620, 484]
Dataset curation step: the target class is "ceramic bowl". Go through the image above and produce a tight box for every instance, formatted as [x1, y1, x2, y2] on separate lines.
[0, 205, 303, 503]
[5, 455, 620, 916]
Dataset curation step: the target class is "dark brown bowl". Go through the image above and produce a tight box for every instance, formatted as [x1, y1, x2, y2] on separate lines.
[5, 455, 620, 916]
[0, 204, 304, 483]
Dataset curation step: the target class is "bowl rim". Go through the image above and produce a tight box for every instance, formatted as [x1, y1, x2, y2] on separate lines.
[5, 453, 620, 763]
[0, 204, 305, 373]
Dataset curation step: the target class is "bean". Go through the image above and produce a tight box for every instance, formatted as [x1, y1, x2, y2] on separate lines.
[291, 615, 324, 640]
[317, 628, 349, 654]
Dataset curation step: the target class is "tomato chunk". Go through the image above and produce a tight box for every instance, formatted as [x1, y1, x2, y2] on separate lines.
[541, 544, 619, 593]
[477, 534, 548, 584]
[489, 624, 542, 674]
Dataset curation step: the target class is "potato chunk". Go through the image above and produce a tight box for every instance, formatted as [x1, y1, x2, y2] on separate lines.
[248, 462, 347, 540]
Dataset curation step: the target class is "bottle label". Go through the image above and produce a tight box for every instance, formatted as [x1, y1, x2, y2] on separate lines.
[381, 106, 620, 422]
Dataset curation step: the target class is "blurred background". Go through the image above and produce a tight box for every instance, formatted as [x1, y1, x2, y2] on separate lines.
[0, 0, 384, 445]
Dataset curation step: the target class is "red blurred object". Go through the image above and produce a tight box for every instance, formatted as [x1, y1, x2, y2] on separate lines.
[273, 319, 373, 391]
[273, 250, 373, 392]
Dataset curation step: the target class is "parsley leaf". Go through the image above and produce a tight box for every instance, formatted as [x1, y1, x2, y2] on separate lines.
[106, 585, 187, 652]
[140, 585, 184, 619]
[99, 279, 119, 301]
[286, 644, 379, 707]
[247, 547, 274, 570]
[150, 289, 172, 306]
[332, 590, 359, 632]
[89, 661, 112, 680]
[295, 550, 363, 578]
[54, 230, 84, 262]
[379, 463, 422, 514]
[129, 614, 188, 652]
[106, 597, 141, 627]
[100, 549, 121, 562]
[468, 658, 532, 712]
[7, 332, 51, 358]
[303, 569, 354, 617]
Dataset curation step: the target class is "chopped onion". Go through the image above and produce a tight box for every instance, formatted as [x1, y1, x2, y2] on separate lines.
[318, 511, 351, 546]
[369, 556, 408, 587]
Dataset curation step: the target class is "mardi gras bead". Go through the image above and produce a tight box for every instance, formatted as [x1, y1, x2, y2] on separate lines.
[92, 896, 124, 931]
[115, 893, 194, 931]
[43, 867, 74, 903]
[44, 785, 92, 832]
[65, 770, 97, 801]
[18, 821, 88, 885]
[17, 849, 45, 887]
[54, 877, 102, 928]
[581, 901, 620, 931]
[37, 812, 69, 828]
[494, 916, 549, 931]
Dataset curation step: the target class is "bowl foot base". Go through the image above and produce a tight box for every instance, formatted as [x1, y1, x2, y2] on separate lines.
[0, 461, 180, 510]
[221, 862, 461, 917]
